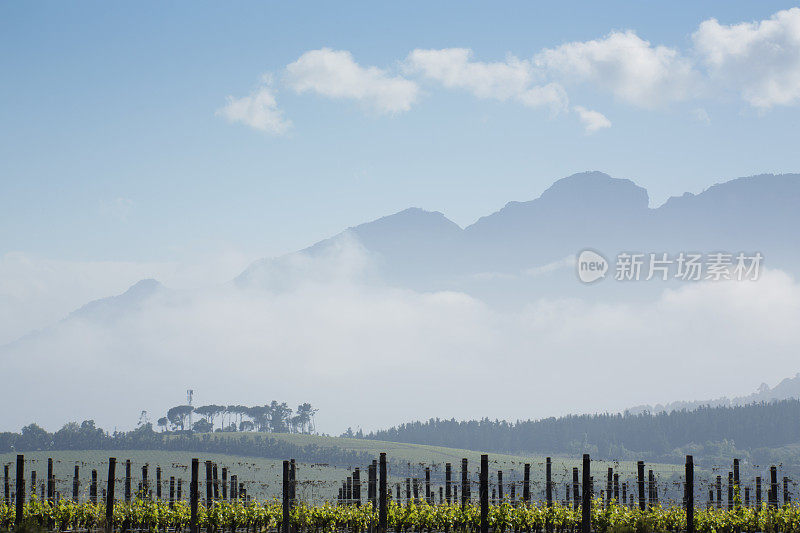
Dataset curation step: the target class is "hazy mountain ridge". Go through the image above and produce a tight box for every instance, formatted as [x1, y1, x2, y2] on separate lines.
[237, 171, 800, 298]
[626, 373, 800, 415]
[69, 278, 165, 322]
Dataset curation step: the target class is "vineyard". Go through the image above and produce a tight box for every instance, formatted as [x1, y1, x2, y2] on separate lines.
[1, 452, 799, 533]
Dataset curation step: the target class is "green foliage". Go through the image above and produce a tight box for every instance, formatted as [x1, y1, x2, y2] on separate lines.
[3, 496, 800, 532]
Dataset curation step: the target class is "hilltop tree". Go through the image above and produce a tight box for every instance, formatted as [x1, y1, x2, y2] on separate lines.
[166, 405, 194, 431]
[192, 419, 213, 433]
[268, 401, 292, 433]
[227, 405, 249, 428]
[157, 417, 168, 432]
[295, 403, 318, 434]
[246, 405, 269, 432]
[195, 404, 226, 429]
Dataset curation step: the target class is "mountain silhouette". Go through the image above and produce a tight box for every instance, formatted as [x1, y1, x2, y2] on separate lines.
[237, 171, 800, 301]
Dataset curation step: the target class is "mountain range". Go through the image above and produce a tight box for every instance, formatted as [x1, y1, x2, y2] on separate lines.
[237, 171, 800, 303]
[3, 170, 800, 433]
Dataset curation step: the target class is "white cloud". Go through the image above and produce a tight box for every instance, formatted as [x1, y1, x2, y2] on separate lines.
[536, 30, 699, 108]
[406, 48, 532, 100]
[405, 48, 568, 112]
[217, 77, 291, 134]
[0, 251, 252, 345]
[3, 236, 800, 436]
[693, 7, 800, 109]
[285, 48, 419, 114]
[573, 105, 611, 133]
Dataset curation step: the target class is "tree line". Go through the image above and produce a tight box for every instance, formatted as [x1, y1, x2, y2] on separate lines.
[362, 399, 800, 464]
[158, 401, 317, 434]
[0, 420, 371, 466]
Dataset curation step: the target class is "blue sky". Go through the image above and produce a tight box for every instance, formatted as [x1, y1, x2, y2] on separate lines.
[2, 1, 800, 265]
[5, 2, 800, 431]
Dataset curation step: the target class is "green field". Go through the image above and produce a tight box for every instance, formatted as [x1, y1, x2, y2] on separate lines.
[217, 431, 682, 475]
[0, 450, 349, 503]
[1, 434, 683, 504]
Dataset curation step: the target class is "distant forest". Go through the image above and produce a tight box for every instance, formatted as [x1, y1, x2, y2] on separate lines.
[0, 421, 370, 466]
[363, 400, 800, 465]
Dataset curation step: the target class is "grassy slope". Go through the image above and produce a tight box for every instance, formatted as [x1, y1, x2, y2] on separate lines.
[0, 450, 348, 502]
[202, 431, 683, 478]
[2, 435, 683, 503]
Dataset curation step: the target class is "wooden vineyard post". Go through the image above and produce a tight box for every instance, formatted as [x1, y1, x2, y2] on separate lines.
[156, 467, 162, 501]
[445, 463, 452, 503]
[106, 458, 116, 533]
[368, 463, 376, 508]
[3, 464, 8, 506]
[728, 472, 734, 510]
[47, 458, 54, 504]
[546, 457, 553, 533]
[648, 470, 655, 508]
[290, 459, 296, 508]
[378, 453, 387, 533]
[282, 461, 290, 533]
[606, 467, 612, 507]
[461, 458, 468, 509]
[572, 468, 579, 511]
[169, 477, 175, 508]
[354, 467, 362, 507]
[637, 461, 645, 511]
[523, 463, 530, 504]
[222, 468, 228, 500]
[425, 467, 431, 504]
[685, 455, 694, 533]
[372, 460, 378, 505]
[125, 460, 131, 502]
[178, 478, 183, 502]
[756, 476, 762, 508]
[581, 454, 590, 533]
[784, 476, 790, 504]
[142, 465, 148, 499]
[190, 459, 199, 533]
[15, 455, 24, 530]
[205, 461, 213, 505]
[770, 466, 778, 509]
[498, 471, 503, 502]
[91, 470, 98, 504]
[733, 459, 740, 496]
[212, 464, 219, 502]
[613, 473, 619, 502]
[480, 455, 488, 533]
[73, 466, 79, 502]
